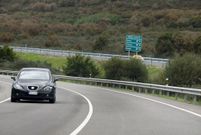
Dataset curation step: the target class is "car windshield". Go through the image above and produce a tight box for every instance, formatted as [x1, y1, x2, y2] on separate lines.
[19, 70, 50, 80]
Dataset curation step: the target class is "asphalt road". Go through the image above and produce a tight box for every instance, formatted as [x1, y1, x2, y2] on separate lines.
[0, 75, 201, 135]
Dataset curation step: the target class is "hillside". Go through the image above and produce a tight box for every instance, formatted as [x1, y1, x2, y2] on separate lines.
[0, 0, 201, 56]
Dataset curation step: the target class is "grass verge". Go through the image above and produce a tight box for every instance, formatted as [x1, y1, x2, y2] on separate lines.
[17, 53, 66, 70]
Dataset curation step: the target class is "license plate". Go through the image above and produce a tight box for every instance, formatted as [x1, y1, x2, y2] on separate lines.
[29, 91, 38, 95]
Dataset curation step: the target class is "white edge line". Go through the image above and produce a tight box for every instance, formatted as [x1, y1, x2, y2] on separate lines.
[0, 98, 10, 104]
[0, 80, 93, 135]
[58, 86, 93, 135]
[0, 81, 11, 104]
[1, 79, 201, 130]
[102, 88, 201, 118]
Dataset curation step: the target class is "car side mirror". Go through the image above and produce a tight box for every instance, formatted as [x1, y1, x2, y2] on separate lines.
[53, 78, 60, 83]
[11, 76, 16, 81]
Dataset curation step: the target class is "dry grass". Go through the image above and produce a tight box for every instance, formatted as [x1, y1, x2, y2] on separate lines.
[30, 2, 57, 12]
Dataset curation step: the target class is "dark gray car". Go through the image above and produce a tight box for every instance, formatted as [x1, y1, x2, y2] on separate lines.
[11, 68, 58, 103]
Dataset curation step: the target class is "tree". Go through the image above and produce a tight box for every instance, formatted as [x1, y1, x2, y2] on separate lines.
[166, 53, 201, 87]
[155, 33, 175, 58]
[0, 46, 16, 61]
[63, 55, 99, 77]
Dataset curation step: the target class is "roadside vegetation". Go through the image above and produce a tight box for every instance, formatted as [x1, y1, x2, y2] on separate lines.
[155, 33, 201, 58]
[1, 46, 201, 104]
[63, 55, 100, 78]
[0, 46, 61, 74]
[1, 46, 201, 89]
[166, 53, 201, 88]
[103, 57, 148, 82]
[0, 0, 201, 57]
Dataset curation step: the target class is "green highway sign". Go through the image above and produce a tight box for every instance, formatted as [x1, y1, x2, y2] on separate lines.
[125, 35, 142, 53]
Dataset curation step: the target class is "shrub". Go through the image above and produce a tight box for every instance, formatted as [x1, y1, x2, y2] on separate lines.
[0, 32, 14, 42]
[59, 0, 76, 7]
[193, 36, 201, 54]
[124, 58, 148, 82]
[48, 23, 76, 33]
[173, 33, 193, 55]
[75, 13, 120, 25]
[0, 46, 16, 61]
[1, 18, 21, 34]
[63, 55, 100, 77]
[30, 2, 57, 12]
[141, 16, 153, 27]
[190, 16, 201, 28]
[166, 53, 201, 87]
[93, 35, 109, 51]
[45, 34, 62, 47]
[9, 3, 21, 12]
[21, 20, 42, 36]
[78, 23, 104, 35]
[104, 57, 124, 80]
[104, 57, 148, 82]
[155, 33, 175, 58]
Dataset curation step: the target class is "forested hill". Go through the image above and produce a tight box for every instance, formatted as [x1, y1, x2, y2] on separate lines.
[1, 0, 201, 9]
[0, 0, 201, 56]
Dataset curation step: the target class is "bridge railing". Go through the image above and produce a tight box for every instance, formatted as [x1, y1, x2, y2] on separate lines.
[0, 70, 200, 102]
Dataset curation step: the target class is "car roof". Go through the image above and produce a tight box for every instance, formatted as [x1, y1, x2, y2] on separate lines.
[20, 68, 50, 72]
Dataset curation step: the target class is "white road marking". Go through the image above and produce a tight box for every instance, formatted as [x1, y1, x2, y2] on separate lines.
[102, 88, 201, 118]
[0, 80, 12, 104]
[0, 80, 93, 135]
[0, 98, 10, 104]
[1, 77, 200, 134]
[58, 86, 93, 135]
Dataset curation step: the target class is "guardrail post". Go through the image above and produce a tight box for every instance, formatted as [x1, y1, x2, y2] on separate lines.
[193, 96, 197, 103]
[139, 88, 142, 93]
[159, 90, 162, 95]
[166, 92, 170, 96]
[144, 89, 148, 94]
[175, 93, 178, 100]
[184, 94, 188, 101]
[152, 89, 155, 94]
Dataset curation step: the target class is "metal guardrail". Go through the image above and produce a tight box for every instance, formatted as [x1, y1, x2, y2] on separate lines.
[4, 46, 169, 67]
[0, 70, 200, 102]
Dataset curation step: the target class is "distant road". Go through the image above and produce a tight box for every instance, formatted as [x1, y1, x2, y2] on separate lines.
[0, 75, 201, 135]
[9, 46, 168, 67]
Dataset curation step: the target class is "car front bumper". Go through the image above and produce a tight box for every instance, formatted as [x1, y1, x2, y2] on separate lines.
[11, 89, 55, 100]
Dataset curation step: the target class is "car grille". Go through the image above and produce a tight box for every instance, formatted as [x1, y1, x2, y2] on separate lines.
[28, 86, 38, 90]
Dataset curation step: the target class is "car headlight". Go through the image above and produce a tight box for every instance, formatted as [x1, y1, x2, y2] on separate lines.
[13, 83, 23, 90]
[44, 86, 53, 91]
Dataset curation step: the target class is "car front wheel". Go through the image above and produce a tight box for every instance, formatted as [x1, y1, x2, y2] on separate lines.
[11, 97, 18, 102]
[49, 98, 56, 103]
